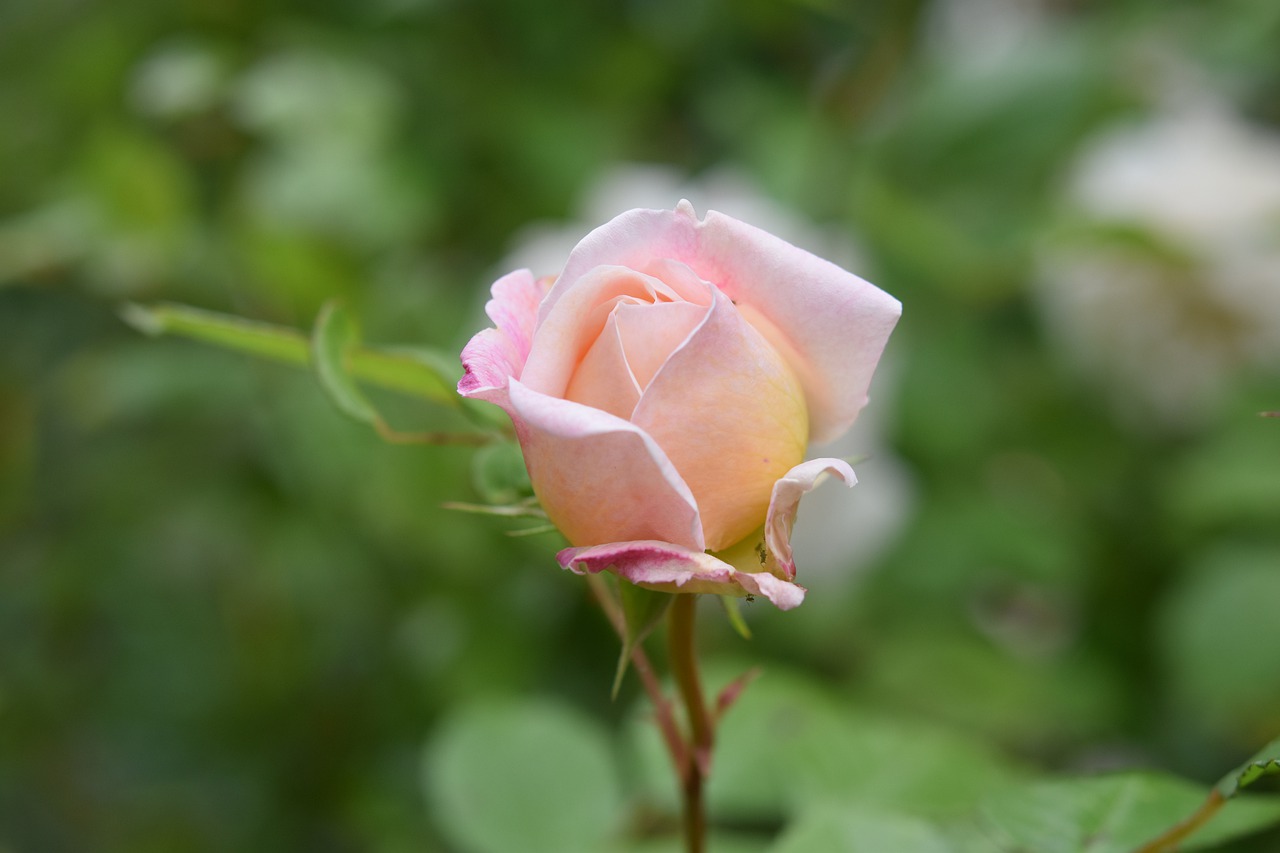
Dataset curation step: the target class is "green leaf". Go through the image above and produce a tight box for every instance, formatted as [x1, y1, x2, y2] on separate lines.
[122, 301, 463, 408]
[1219, 736, 1280, 798]
[424, 698, 623, 853]
[613, 583, 672, 698]
[971, 773, 1280, 853]
[346, 345, 459, 407]
[471, 440, 534, 505]
[311, 299, 380, 426]
[121, 301, 310, 365]
[771, 806, 952, 853]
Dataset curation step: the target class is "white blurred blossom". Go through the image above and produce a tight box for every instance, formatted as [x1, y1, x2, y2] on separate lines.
[501, 164, 915, 585]
[1035, 91, 1280, 428]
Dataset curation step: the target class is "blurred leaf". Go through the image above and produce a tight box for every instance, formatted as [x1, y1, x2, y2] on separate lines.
[628, 671, 1019, 822]
[122, 301, 309, 365]
[311, 299, 380, 426]
[613, 583, 671, 698]
[1158, 547, 1280, 730]
[470, 441, 533, 505]
[424, 698, 623, 853]
[771, 806, 951, 853]
[123, 301, 463, 408]
[971, 773, 1280, 853]
[1219, 736, 1280, 799]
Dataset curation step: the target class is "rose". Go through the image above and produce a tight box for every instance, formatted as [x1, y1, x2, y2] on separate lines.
[459, 201, 900, 609]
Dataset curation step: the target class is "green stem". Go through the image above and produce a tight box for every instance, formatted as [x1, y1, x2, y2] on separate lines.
[669, 594, 711, 853]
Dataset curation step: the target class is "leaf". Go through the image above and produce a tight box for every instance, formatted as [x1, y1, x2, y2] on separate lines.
[346, 345, 459, 407]
[311, 300, 380, 426]
[971, 772, 1280, 853]
[771, 806, 952, 853]
[424, 698, 623, 853]
[121, 301, 310, 365]
[612, 583, 672, 699]
[470, 440, 534, 505]
[1219, 736, 1280, 798]
[122, 301, 463, 408]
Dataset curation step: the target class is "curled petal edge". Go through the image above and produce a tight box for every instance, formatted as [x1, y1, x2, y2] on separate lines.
[558, 540, 807, 611]
[766, 458, 856, 581]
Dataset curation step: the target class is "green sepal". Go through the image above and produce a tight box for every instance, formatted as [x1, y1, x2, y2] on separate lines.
[720, 595, 753, 641]
[611, 582, 672, 699]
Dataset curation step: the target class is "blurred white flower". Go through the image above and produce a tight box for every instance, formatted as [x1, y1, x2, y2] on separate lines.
[501, 164, 915, 586]
[923, 0, 1052, 68]
[1034, 91, 1280, 428]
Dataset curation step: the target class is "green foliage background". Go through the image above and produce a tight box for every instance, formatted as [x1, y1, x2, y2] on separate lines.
[2, 0, 1279, 850]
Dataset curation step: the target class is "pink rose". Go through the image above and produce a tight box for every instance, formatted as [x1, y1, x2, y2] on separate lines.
[459, 202, 900, 609]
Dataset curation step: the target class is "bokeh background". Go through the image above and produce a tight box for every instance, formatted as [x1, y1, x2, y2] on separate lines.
[2, 0, 1279, 850]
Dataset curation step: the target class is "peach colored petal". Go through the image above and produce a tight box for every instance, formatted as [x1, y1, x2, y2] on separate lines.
[613, 299, 706, 391]
[541, 202, 900, 444]
[458, 269, 547, 403]
[506, 380, 704, 551]
[522, 265, 685, 398]
[765, 458, 855, 580]
[563, 312, 642, 420]
[558, 540, 806, 610]
[695, 210, 901, 443]
[633, 288, 808, 551]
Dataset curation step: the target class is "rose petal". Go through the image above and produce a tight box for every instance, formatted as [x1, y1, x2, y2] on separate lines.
[522, 265, 687, 398]
[507, 380, 704, 550]
[458, 269, 548, 403]
[765, 457, 856, 580]
[558, 540, 807, 610]
[541, 202, 901, 444]
[564, 311, 642, 420]
[633, 287, 808, 551]
[613, 299, 706, 391]
[696, 211, 901, 443]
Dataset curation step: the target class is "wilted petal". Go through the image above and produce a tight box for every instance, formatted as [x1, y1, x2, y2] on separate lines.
[507, 380, 704, 550]
[558, 540, 807, 610]
[765, 458, 856, 580]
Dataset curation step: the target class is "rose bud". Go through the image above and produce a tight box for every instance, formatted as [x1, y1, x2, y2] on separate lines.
[459, 201, 899, 609]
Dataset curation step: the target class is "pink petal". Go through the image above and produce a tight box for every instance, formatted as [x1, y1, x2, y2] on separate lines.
[695, 211, 901, 444]
[458, 269, 548, 402]
[507, 380, 704, 550]
[613, 299, 706, 391]
[765, 458, 856, 580]
[540, 202, 901, 445]
[633, 287, 808, 551]
[558, 540, 807, 610]
[563, 311, 642, 420]
[522, 265, 688, 399]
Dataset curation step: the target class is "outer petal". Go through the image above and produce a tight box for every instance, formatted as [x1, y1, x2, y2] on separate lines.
[765, 458, 856, 581]
[458, 269, 548, 403]
[696, 211, 901, 443]
[633, 286, 808, 551]
[507, 380, 704, 551]
[541, 202, 901, 444]
[558, 540, 807, 610]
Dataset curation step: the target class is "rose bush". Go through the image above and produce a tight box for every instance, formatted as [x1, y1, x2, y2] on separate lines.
[459, 201, 900, 609]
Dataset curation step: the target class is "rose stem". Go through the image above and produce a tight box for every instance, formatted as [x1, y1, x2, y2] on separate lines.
[585, 575, 688, 772]
[669, 593, 712, 853]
